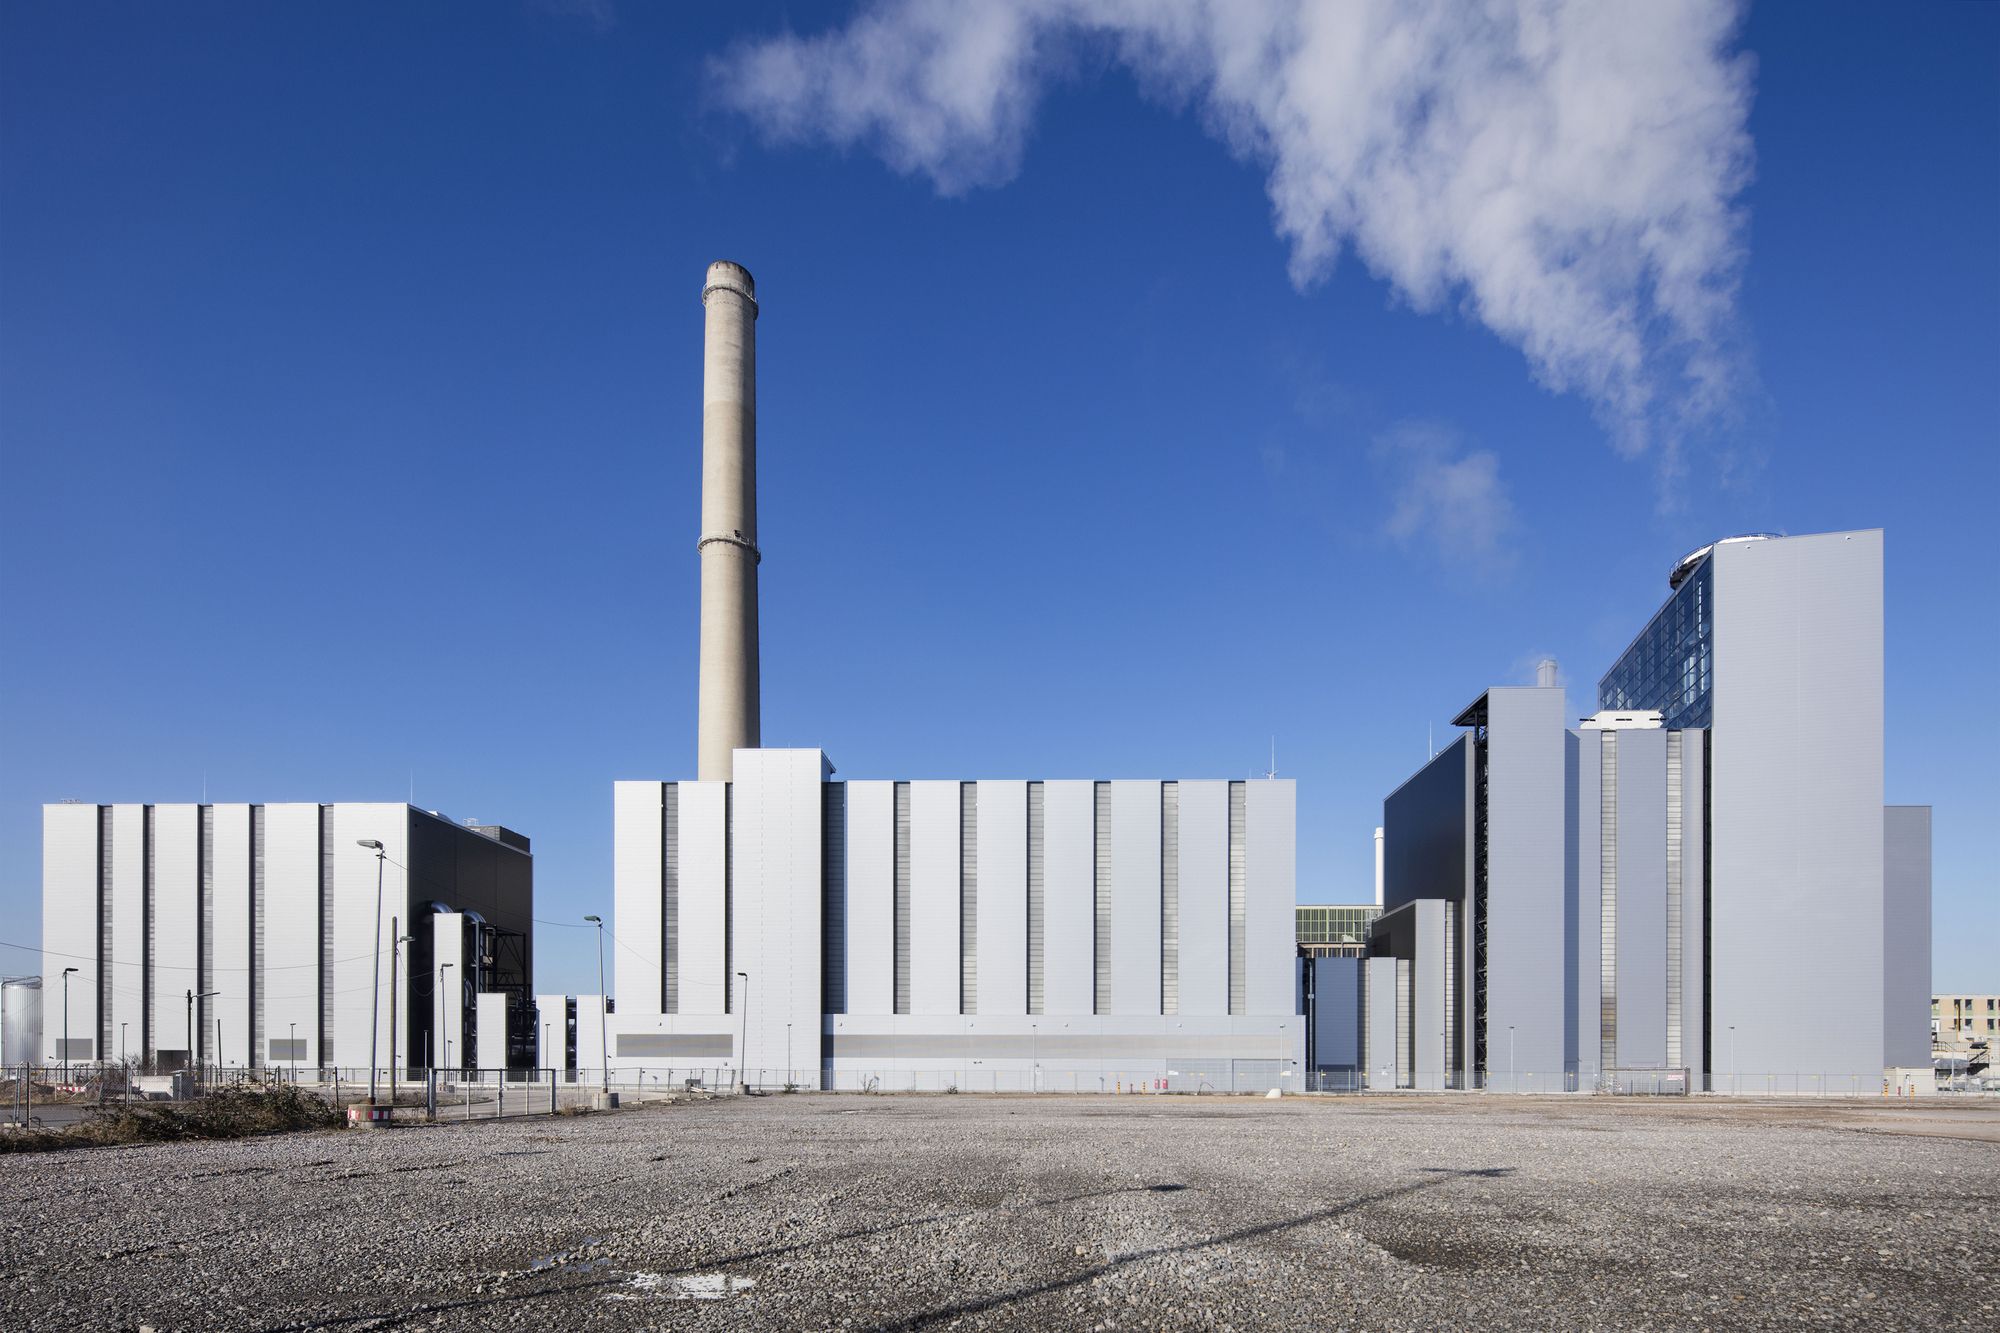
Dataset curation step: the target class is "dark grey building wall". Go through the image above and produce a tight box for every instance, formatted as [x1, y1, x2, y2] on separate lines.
[1383, 737, 1469, 910]
[1615, 729, 1668, 1069]
[1483, 688, 1570, 1089]
[1883, 805, 1932, 1069]
[1309, 956, 1361, 1069]
[1710, 530, 1884, 1086]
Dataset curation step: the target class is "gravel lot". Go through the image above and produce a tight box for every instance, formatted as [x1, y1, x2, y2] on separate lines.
[2, 1093, 1994, 1331]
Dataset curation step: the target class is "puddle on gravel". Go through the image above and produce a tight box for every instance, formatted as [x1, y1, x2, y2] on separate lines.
[529, 1237, 609, 1273]
[604, 1272, 756, 1302]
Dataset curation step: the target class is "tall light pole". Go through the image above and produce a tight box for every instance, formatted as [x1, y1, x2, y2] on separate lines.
[584, 915, 608, 1091]
[289, 1021, 297, 1081]
[357, 838, 388, 1109]
[1508, 1025, 1516, 1093]
[119, 1020, 127, 1066]
[735, 970, 750, 1093]
[186, 988, 218, 1076]
[61, 967, 78, 1080]
[439, 963, 454, 1074]
[390, 928, 411, 1116]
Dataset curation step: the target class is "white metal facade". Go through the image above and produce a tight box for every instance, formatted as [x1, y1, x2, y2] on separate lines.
[610, 751, 1303, 1087]
[39, 802, 528, 1073]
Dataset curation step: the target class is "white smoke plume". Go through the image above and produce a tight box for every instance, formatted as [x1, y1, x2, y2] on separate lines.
[710, 0, 1756, 457]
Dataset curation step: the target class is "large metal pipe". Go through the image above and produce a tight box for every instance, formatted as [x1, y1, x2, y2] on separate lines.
[697, 260, 760, 782]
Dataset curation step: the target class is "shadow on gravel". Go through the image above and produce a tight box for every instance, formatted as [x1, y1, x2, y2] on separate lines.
[875, 1165, 1516, 1331]
[249, 1168, 1511, 1332]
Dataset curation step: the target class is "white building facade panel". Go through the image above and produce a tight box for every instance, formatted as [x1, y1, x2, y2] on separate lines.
[333, 805, 406, 1079]
[41, 804, 99, 1064]
[1109, 781, 1162, 1016]
[1040, 782, 1095, 1016]
[1244, 780, 1297, 1018]
[729, 749, 825, 1078]
[908, 780, 961, 1016]
[261, 804, 322, 1069]
[675, 781, 730, 1015]
[150, 804, 201, 1062]
[974, 782, 1028, 1016]
[613, 781, 665, 1016]
[1175, 781, 1229, 1017]
[843, 781, 895, 1017]
[209, 804, 253, 1069]
[108, 804, 146, 1061]
[476, 992, 509, 1073]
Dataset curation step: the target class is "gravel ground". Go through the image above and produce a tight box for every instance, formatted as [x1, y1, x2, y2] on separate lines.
[2, 1093, 1995, 1331]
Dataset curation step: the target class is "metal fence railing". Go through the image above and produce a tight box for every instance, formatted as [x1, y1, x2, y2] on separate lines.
[9, 1063, 1993, 1130]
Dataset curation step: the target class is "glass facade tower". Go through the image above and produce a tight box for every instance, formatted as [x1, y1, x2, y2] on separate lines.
[1598, 558, 1713, 730]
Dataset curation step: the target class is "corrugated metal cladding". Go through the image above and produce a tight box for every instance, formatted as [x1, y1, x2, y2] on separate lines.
[1228, 782, 1246, 1015]
[97, 806, 112, 1059]
[1666, 731, 1684, 1068]
[199, 806, 214, 1049]
[1093, 783, 1111, 1014]
[663, 782, 680, 1013]
[1027, 782, 1044, 1015]
[823, 783, 846, 1014]
[1160, 782, 1179, 1015]
[1442, 902, 1457, 1082]
[893, 782, 911, 1016]
[1598, 733, 1618, 1076]
[318, 805, 334, 1062]
[1395, 957, 1413, 1088]
[250, 805, 265, 1062]
[959, 783, 977, 1015]
[143, 805, 155, 1056]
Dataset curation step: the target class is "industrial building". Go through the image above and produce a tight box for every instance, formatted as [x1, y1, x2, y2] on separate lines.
[37, 802, 533, 1075]
[28, 259, 1936, 1103]
[587, 263, 1303, 1091]
[1303, 530, 1933, 1094]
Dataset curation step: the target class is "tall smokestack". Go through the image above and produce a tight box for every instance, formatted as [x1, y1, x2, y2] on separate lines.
[1536, 658, 1559, 688]
[697, 260, 760, 782]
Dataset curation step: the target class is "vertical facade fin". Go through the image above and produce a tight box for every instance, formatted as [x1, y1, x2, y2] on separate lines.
[1160, 782, 1179, 1016]
[1026, 782, 1044, 1015]
[1228, 782, 1247, 1015]
[1666, 730, 1684, 1069]
[892, 782, 911, 1015]
[1598, 733, 1619, 1079]
[200, 805, 214, 1064]
[1093, 782, 1111, 1014]
[663, 783, 680, 1014]
[319, 805, 334, 1065]
[960, 782, 977, 1015]
[822, 782, 846, 1015]
[143, 805, 155, 1060]
[98, 806, 113, 1062]
[251, 806, 265, 1067]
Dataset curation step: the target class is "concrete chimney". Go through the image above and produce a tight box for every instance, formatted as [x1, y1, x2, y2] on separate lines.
[1373, 827, 1384, 908]
[1536, 658, 1559, 689]
[697, 260, 760, 782]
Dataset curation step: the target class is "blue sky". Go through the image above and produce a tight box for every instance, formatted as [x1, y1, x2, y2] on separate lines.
[2, 2, 1994, 996]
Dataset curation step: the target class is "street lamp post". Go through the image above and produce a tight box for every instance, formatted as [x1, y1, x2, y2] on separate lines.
[119, 1021, 127, 1066]
[786, 1021, 792, 1083]
[1509, 1025, 1517, 1093]
[584, 915, 609, 1093]
[186, 988, 218, 1077]
[439, 963, 454, 1076]
[60, 967, 78, 1081]
[735, 970, 750, 1093]
[1728, 1024, 1737, 1095]
[390, 926, 411, 1117]
[356, 839, 389, 1111]
[288, 1022, 297, 1082]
